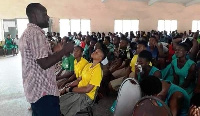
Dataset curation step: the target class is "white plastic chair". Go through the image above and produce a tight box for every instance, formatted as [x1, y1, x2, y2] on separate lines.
[114, 78, 142, 116]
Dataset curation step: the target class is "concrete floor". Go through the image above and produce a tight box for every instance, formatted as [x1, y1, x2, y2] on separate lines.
[0, 54, 32, 116]
[0, 54, 115, 116]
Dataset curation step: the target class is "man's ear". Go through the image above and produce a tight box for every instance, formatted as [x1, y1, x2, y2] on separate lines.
[33, 12, 38, 23]
[28, 12, 36, 23]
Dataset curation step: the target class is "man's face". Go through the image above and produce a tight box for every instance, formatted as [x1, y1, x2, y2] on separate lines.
[85, 37, 90, 45]
[35, 5, 49, 28]
[61, 38, 66, 43]
[73, 47, 82, 59]
[119, 40, 127, 49]
[113, 37, 119, 45]
[7, 35, 11, 39]
[53, 32, 56, 36]
[68, 32, 71, 36]
[175, 45, 187, 58]
[94, 42, 101, 50]
[137, 57, 149, 69]
[103, 39, 109, 45]
[149, 38, 156, 47]
[137, 44, 145, 54]
[91, 49, 103, 61]
[90, 41, 96, 47]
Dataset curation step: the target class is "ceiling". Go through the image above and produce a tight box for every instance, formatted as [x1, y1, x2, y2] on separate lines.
[102, 0, 200, 7]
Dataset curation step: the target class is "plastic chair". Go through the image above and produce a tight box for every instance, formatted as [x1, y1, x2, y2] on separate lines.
[114, 78, 142, 116]
[132, 96, 172, 116]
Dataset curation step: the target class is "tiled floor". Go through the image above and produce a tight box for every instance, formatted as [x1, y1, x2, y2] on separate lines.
[0, 54, 115, 116]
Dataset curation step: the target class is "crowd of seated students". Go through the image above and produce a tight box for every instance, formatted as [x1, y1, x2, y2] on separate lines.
[46, 30, 200, 116]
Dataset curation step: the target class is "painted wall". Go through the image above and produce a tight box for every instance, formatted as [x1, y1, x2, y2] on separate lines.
[0, 0, 200, 34]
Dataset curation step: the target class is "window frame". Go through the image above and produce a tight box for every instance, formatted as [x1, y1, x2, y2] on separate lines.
[114, 19, 139, 35]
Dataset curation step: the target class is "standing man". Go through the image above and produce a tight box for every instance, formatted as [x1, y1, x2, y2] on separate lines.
[19, 3, 74, 116]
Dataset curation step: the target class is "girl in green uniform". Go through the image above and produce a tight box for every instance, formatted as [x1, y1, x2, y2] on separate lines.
[172, 43, 196, 98]
[135, 50, 161, 82]
[3, 34, 14, 55]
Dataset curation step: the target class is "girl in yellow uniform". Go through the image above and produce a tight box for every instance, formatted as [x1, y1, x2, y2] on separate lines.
[58, 46, 89, 89]
[60, 48, 106, 116]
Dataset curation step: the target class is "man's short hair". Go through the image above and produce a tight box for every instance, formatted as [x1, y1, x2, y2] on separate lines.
[138, 50, 152, 62]
[26, 3, 42, 17]
[120, 37, 129, 43]
[137, 40, 148, 47]
[105, 36, 111, 43]
[75, 45, 84, 52]
[91, 38, 97, 43]
[178, 42, 190, 52]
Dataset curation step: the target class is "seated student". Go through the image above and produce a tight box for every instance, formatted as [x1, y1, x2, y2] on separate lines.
[147, 36, 165, 66]
[74, 33, 82, 46]
[58, 46, 88, 89]
[80, 35, 86, 48]
[189, 93, 200, 116]
[56, 53, 75, 89]
[108, 38, 134, 91]
[157, 41, 169, 69]
[94, 41, 111, 96]
[73, 32, 78, 40]
[97, 32, 101, 40]
[62, 36, 69, 43]
[104, 36, 114, 61]
[140, 76, 190, 116]
[172, 33, 199, 61]
[109, 38, 133, 75]
[109, 41, 149, 91]
[166, 39, 175, 64]
[127, 40, 149, 78]
[52, 32, 57, 41]
[68, 32, 73, 40]
[188, 32, 199, 60]
[83, 35, 91, 52]
[135, 50, 161, 82]
[113, 36, 120, 50]
[59, 48, 106, 116]
[83, 38, 97, 62]
[3, 34, 15, 55]
[106, 36, 120, 66]
[95, 40, 109, 66]
[129, 42, 137, 55]
[170, 43, 196, 98]
[171, 38, 192, 60]
[73, 46, 88, 80]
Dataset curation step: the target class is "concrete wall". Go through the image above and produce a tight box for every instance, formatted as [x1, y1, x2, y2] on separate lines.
[0, 0, 200, 33]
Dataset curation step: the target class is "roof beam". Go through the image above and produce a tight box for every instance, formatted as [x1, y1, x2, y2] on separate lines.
[148, 0, 159, 5]
[185, 0, 200, 6]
